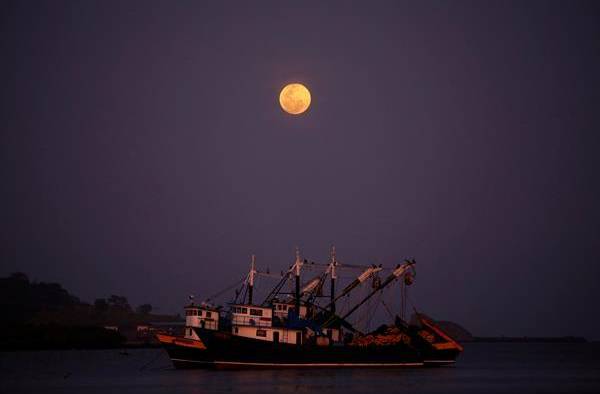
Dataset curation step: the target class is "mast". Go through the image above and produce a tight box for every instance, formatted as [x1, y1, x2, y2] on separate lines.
[329, 246, 337, 315]
[248, 254, 256, 305]
[293, 247, 303, 317]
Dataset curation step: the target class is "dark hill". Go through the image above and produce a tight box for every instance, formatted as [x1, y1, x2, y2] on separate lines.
[0, 272, 180, 350]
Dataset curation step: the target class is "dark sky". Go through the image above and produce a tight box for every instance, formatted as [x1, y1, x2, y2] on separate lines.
[2, 1, 600, 339]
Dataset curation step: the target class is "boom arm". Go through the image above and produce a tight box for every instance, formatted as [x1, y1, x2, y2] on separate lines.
[322, 260, 415, 328]
[321, 265, 382, 311]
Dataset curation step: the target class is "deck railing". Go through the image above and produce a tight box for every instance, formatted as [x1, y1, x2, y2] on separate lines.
[232, 315, 272, 327]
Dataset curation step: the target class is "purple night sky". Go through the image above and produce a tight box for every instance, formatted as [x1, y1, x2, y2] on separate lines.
[2, 1, 600, 339]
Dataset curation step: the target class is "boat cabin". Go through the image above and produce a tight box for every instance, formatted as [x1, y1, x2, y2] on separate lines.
[184, 304, 219, 340]
[272, 301, 308, 319]
[232, 325, 304, 345]
[230, 304, 273, 327]
[230, 304, 303, 345]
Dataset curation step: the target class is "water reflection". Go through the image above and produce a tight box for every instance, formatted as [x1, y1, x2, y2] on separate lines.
[1, 344, 599, 394]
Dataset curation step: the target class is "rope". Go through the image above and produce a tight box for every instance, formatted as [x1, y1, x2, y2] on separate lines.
[205, 277, 246, 302]
[353, 286, 372, 332]
[365, 291, 383, 331]
[381, 299, 395, 321]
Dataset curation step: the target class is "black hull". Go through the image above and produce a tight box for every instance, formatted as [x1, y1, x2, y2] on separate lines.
[162, 329, 458, 369]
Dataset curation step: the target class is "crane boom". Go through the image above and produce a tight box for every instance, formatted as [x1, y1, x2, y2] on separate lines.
[322, 260, 415, 328]
[321, 265, 382, 311]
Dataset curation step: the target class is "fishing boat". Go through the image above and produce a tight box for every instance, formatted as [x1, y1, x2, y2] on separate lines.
[157, 247, 463, 369]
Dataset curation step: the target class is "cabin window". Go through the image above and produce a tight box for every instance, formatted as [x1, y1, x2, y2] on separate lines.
[256, 329, 267, 337]
[241, 308, 248, 314]
[206, 311, 212, 318]
[277, 305, 282, 310]
[249, 308, 263, 317]
[198, 310, 203, 317]
[283, 305, 288, 310]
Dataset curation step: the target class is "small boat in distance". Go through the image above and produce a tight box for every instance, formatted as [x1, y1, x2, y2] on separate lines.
[157, 247, 463, 369]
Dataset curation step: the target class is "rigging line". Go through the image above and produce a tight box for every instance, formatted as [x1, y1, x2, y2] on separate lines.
[261, 271, 292, 306]
[287, 260, 398, 272]
[256, 272, 284, 279]
[234, 276, 249, 304]
[205, 277, 246, 302]
[337, 262, 379, 269]
[355, 287, 372, 332]
[339, 293, 351, 321]
[300, 263, 328, 269]
[365, 290, 384, 332]
[381, 298, 395, 321]
[240, 283, 248, 304]
[405, 289, 416, 318]
[336, 263, 395, 272]
[371, 299, 382, 331]
[362, 293, 373, 332]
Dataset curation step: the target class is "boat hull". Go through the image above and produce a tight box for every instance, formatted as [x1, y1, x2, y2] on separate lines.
[158, 329, 458, 369]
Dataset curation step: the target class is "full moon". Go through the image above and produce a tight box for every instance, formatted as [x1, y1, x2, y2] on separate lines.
[279, 83, 311, 115]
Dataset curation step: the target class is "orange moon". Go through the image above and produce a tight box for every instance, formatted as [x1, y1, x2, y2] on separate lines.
[279, 83, 311, 115]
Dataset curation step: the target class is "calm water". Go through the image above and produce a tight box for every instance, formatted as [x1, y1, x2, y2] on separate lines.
[1, 343, 599, 393]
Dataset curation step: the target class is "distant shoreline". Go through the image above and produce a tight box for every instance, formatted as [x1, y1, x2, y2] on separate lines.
[0, 274, 590, 351]
[467, 336, 587, 343]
